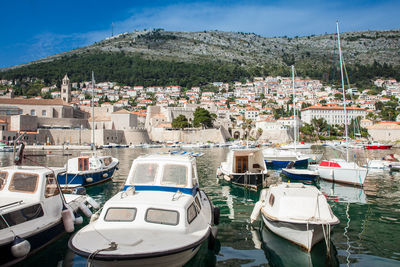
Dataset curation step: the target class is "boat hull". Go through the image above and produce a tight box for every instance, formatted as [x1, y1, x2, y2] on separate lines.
[57, 163, 119, 187]
[264, 158, 308, 169]
[0, 220, 65, 266]
[317, 166, 367, 186]
[222, 173, 266, 190]
[261, 212, 326, 252]
[71, 243, 202, 267]
[365, 145, 392, 150]
[281, 169, 318, 181]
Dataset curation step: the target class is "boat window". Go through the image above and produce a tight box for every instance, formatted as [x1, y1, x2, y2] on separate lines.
[78, 158, 89, 171]
[104, 208, 137, 222]
[132, 163, 158, 184]
[146, 208, 179, 226]
[0, 171, 8, 190]
[45, 173, 60, 198]
[0, 204, 44, 230]
[9, 173, 38, 193]
[269, 194, 275, 207]
[161, 164, 187, 186]
[187, 203, 197, 224]
[194, 195, 202, 212]
[103, 157, 112, 166]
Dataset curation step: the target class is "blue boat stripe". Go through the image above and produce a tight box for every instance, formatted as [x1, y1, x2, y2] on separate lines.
[123, 185, 198, 196]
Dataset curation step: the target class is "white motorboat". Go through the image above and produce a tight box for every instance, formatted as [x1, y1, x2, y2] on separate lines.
[0, 146, 97, 266]
[262, 148, 310, 169]
[280, 142, 312, 150]
[57, 153, 119, 188]
[217, 148, 268, 190]
[363, 159, 391, 171]
[250, 183, 339, 252]
[69, 154, 219, 267]
[317, 159, 367, 186]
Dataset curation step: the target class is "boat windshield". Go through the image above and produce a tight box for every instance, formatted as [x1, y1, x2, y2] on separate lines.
[0, 171, 7, 190]
[131, 163, 159, 184]
[9, 173, 38, 193]
[161, 164, 187, 186]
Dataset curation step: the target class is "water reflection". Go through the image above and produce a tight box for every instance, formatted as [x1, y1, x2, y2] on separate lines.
[255, 224, 339, 267]
[319, 180, 367, 204]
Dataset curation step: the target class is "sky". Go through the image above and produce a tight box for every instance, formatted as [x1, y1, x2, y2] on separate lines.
[1, 0, 399, 68]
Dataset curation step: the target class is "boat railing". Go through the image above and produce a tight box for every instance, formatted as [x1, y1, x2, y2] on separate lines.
[0, 200, 24, 211]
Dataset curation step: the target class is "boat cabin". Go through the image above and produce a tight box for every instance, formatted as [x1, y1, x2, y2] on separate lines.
[66, 155, 114, 173]
[0, 166, 64, 236]
[229, 149, 266, 174]
[125, 154, 199, 191]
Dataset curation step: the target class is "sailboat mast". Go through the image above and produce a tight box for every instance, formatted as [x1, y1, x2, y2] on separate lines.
[337, 22, 349, 162]
[292, 65, 296, 152]
[91, 71, 96, 151]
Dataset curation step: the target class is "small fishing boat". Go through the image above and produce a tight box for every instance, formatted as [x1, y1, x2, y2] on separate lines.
[280, 142, 312, 150]
[250, 183, 339, 252]
[0, 143, 13, 152]
[316, 159, 367, 186]
[262, 148, 310, 169]
[281, 162, 319, 181]
[365, 141, 392, 150]
[217, 148, 269, 190]
[69, 154, 219, 267]
[363, 159, 391, 171]
[57, 153, 119, 188]
[0, 145, 97, 266]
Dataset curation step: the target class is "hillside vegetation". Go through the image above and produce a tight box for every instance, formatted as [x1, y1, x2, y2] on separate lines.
[1, 29, 399, 90]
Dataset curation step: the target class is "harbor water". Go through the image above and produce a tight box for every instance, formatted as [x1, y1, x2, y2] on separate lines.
[4, 146, 400, 267]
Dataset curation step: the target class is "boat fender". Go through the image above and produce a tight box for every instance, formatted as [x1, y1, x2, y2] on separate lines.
[72, 186, 86, 195]
[250, 201, 263, 224]
[11, 236, 31, 258]
[86, 196, 100, 209]
[73, 212, 83, 225]
[86, 177, 93, 183]
[260, 189, 268, 202]
[62, 208, 75, 233]
[102, 173, 108, 178]
[79, 202, 93, 218]
[213, 207, 220, 225]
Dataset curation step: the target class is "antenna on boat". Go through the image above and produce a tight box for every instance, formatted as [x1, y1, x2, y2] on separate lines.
[336, 21, 349, 162]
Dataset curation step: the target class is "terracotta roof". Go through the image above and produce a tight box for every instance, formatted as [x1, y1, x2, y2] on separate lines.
[0, 98, 68, 106]
[367, 121, 400, 130]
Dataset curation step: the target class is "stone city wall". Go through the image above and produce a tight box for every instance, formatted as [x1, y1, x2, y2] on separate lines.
[149, 128, 227, 143]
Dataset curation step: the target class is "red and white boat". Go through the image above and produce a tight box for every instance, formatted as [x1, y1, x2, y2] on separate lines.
[365, 141, 392, 150]
[315, 159, 367, 186]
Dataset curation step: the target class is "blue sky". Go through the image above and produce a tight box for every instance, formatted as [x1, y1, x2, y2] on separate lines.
[1, 0, 399, 68]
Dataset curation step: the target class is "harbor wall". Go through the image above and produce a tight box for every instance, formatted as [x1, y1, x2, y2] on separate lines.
[39, 128, 150, 145]
[149, 128, 227, 143]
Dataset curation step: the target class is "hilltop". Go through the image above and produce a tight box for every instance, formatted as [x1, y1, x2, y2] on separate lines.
[1, 29, 399, 88]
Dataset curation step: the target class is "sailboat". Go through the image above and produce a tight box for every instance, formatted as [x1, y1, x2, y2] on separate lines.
[280, 67, 312, 150]
[316, 22, 367, 186]
[57, 72, 119, 188]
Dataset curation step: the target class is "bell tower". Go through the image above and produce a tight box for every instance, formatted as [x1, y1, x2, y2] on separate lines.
[61, 74, 71, 103]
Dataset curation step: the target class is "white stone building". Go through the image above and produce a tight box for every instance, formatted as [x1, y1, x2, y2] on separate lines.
[301, 105, 367, 125]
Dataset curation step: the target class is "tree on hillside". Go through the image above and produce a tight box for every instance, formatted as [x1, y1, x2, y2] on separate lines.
[172, 115, 189, 129]
[192, 107, 216, 128]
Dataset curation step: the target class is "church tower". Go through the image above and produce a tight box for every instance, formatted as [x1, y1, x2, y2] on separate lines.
[61, 74, 71, 103]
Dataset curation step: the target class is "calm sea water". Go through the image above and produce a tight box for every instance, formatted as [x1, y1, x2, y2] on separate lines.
[7, 146, 400, 267]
